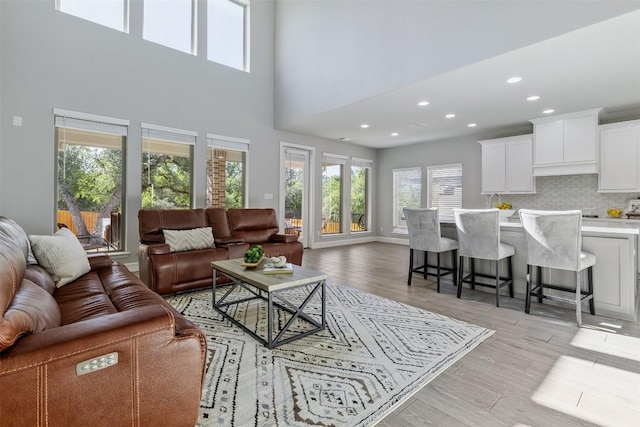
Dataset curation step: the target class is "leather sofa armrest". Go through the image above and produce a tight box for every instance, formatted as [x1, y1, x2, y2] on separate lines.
[0, 305, 207, 426]
[2, 305, 203, 362]
[269, 234, 299, 243]
[147, 244, 171, 255]
[87, 254, 113, 271]
[215, 237, 245, 246]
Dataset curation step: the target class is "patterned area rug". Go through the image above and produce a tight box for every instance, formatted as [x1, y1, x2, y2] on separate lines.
[165, 284, 493, 426]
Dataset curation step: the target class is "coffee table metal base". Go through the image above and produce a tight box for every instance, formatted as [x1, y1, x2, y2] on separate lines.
[212, 271, 326, 349]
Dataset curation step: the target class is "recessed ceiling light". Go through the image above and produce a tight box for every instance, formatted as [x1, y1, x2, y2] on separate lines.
[467, 123, 477, 128]
[445, 113, 456, 118]
[527, 95, 541, 101]
[507, 76, 522, 84]
[417, 101, 430, 107]
[542, 109, 555, 114]
[360, 124, 369, 128]
[391, 132, 399, 136]
[410, 122, 427, 127]
[338, 137, 351, 141]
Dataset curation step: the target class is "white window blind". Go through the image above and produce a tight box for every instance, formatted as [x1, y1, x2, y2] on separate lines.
[54, 109, 128, 150]
[323, 153, 348, 165]
[392, 167, 422, 234]
[427, 163, 462, 220]
[351, 157, 373, 168]
[206, 133, 249, 151]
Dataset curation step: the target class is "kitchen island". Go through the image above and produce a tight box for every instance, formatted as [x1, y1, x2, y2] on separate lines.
[437, 221, 638, 322]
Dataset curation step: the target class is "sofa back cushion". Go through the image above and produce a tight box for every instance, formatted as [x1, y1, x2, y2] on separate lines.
[205, 207, 233, 238]
[0, 217, 29, 317]
[226, 209, 279, 244]
[138, 209, 208, 243]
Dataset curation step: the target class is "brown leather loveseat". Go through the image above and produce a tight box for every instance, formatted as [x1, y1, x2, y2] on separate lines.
[138, 207, 303, 295]
[0, 217, 207, 426]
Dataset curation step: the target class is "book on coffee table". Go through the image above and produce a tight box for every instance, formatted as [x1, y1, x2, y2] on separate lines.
[263, 263, 294, 274]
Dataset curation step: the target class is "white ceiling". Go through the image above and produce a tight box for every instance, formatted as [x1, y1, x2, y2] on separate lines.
[280, 9, 640, 149]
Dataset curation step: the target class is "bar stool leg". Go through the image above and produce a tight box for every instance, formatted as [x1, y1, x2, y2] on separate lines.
[457, 256, 464, 298]
[525, 264, 532, 314]
[575, 271, 583, 327]
[537, 266, 543, 303]
[452, 250, 458, 293]
[470, 258, 476, 290]
[436, 252, 441, 293]
[588, 266, 595, 315]
[408, 248, 414, 286]
[508, 256, 514, 298]
[495, 260, 501, 307]
[423, 251, 428, 281]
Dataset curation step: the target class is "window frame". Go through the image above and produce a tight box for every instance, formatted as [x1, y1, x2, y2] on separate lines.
[206, 133, 250, 208]
[426, 163, 463, 221]
[141, 123, 196, 209]
[56, 0, 129, 33]
[207, 0, 250, 71]
[53, 108, 129, 253]
[350, 157, 373, 233]
[143, 0, 197, 55]
[321, 153, 347, 236]
[392, 166, 422, 234]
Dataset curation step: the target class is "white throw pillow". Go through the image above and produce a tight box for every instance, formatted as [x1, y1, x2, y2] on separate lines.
[28, 227, 91, 288]
[163, 227, 215, 252]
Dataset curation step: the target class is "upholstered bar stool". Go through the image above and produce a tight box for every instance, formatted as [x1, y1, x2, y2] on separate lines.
[518, 209, 595, 326]
[453, 208, 515, 307]
[403, 208, 458, 292]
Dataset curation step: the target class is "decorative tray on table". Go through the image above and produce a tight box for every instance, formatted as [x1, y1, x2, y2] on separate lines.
[240, 256, 264, 268]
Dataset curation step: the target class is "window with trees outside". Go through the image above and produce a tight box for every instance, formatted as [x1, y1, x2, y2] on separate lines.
[427, 163, 462, 220]
[55, 110, 127, 252]
[56, 0, 129, 32]
[392, 167, 422, 234]
[143, 0, 196, 54]
[206, 134, 248, 208]
[208, 0, 248, 71]
[322, 153, 347, 235]
[351, 157, 372, 232]
[142, 124, 195, 209]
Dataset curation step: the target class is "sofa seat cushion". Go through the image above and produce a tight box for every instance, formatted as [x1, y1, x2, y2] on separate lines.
[152, 248, 230, 294]
[0, 280, 61, 351]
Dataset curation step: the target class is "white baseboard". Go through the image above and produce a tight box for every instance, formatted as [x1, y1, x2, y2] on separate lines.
[310, 235, 378, 249]
[376, 236, 409, 246]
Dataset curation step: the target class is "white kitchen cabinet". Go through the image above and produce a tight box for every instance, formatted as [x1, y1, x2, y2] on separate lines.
[598, 120, 640, 192]
[479, 134, 535, 194]
[530, 108, 601, 176]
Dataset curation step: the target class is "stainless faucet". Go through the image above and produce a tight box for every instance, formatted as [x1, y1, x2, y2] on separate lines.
[488, 193, 502, 208]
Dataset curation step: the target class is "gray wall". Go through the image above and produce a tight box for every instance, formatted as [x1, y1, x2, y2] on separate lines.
[377, 135, 485, 238]
[0, 0, 376, 264]
[274, 0, 640, 130]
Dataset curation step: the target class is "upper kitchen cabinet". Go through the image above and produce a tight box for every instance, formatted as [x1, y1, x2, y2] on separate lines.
[479, 134, 536, 194]
[598, 119, 640, 193]
[530, 108, 602, 176]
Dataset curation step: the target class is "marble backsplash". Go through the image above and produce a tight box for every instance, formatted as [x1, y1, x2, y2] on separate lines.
[490, 174, 640, 217]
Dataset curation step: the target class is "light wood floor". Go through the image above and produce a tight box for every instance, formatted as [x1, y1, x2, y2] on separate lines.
[301, 242, 640, 427]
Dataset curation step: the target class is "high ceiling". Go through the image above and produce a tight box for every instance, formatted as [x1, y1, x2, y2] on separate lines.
[279, 9, 640, 149]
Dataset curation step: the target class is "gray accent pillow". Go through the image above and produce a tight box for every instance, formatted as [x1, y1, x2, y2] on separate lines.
[163, 227, 215, 252]
[29, 227, 91, 287]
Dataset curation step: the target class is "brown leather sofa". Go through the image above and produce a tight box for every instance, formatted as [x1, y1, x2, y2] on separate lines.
[138, 207, 304, 295]
[0, 217, 207, 427]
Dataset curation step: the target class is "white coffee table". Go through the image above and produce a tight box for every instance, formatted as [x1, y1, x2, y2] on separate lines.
[211, 259, 327, 348]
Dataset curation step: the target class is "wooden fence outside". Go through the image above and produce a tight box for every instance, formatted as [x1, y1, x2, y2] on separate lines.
[56, 210, 102, 236]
